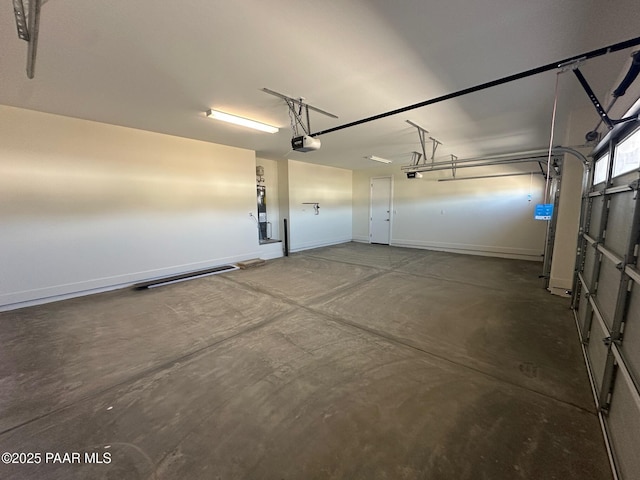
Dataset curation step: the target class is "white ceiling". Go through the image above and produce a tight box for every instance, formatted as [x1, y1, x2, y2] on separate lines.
[1, 0, 639, 170]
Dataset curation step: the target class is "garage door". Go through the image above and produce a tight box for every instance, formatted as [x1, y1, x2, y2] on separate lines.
[573, 124, 640, 480]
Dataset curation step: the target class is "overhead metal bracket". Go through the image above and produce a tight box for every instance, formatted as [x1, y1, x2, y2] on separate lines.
[602, 336, 622, 347]
[302, 202, 320, 215]
[430, 136, 443, 161]
[450, 154, 458, 178]
[586, 50, 640, 141]
[291, 98, 312, 136]
[402, 147, 579, 175]
[437, 171, 544, 182]
[406, 120, 430, 163]
[406, 120, 442, 163]
[12, 0, 43, 79]
[538, 161, 547, 179]
[557, 56, 587, 73]
[408, 151, 423, 167]
[262, 87, 338, 138]
[573, 68, 639, 130]
[13, 0, 29, 40]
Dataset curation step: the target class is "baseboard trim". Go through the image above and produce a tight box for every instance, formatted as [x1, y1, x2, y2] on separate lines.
[390, 239, 543, 261]
[0, 252, 261, 311]
[289, 238, 352, 253]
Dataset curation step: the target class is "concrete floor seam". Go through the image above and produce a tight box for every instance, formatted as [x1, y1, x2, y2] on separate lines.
[222, 272, 596, 417]
[221, 270, 387, 310]
[392, 269, 539, 296]
[0, 308, 296, 438]
[0, 244, 610, 479]
[314, 312, 597, 416]
[299, 250, 543, 297]
[302, 270, 392, 305]
[300, 249, 419, 271]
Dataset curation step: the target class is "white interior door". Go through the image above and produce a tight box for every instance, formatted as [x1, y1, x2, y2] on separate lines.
[370, 177, 392, 244]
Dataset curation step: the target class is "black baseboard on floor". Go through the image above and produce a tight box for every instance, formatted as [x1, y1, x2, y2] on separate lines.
[133, 265, 238, 289]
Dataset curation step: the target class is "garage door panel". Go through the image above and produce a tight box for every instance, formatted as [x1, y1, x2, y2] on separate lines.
[610, 169, 639, 188]
[607, 363, 640, 480]
[604, 192, 635, 257]
[578, 289, 593, 337]
[587, 317, 610, 392]
[622, 284, 640, 386]
[582, 247, 598, 289]
[587, 196, 605, 237]
[580, 125, 640, 480]
[596, 259, 622, 329]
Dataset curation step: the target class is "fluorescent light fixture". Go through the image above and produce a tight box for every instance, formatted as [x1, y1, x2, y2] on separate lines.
[206, 109, 279, 134]
[366, 155, 393, 164]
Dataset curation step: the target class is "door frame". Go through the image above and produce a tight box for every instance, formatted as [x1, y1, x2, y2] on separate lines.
[369, 175, 394, 244]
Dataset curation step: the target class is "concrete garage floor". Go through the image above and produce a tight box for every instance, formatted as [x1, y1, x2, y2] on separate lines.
[0, 242, 610, 479]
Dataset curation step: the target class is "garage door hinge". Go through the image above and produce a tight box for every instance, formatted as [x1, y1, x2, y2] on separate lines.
[602, 336, 622, 347]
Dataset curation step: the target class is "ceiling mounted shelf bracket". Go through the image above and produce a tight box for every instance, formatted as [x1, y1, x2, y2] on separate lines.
[438, 171, 545, 182]
[430, 137, 442, 162]
[262, 87, 338, 138]
[13, 0, 43, 79]
[409, 151, 423, 167]
[289, 98, 311, 136]
[406, 120, 442, 164]
[13, 0, 29, 40]
[450, 155, 458, 178]
[401, 147, 583, 174]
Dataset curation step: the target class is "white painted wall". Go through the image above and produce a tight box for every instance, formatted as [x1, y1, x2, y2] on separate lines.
[0, 106, 259, 310]
[287, 160, 352, 252]
[353, 164, 548, 260]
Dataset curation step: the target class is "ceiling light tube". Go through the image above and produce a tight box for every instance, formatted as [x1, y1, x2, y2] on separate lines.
[366, 155, 393, 164]
[206, 109, 279, 133]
